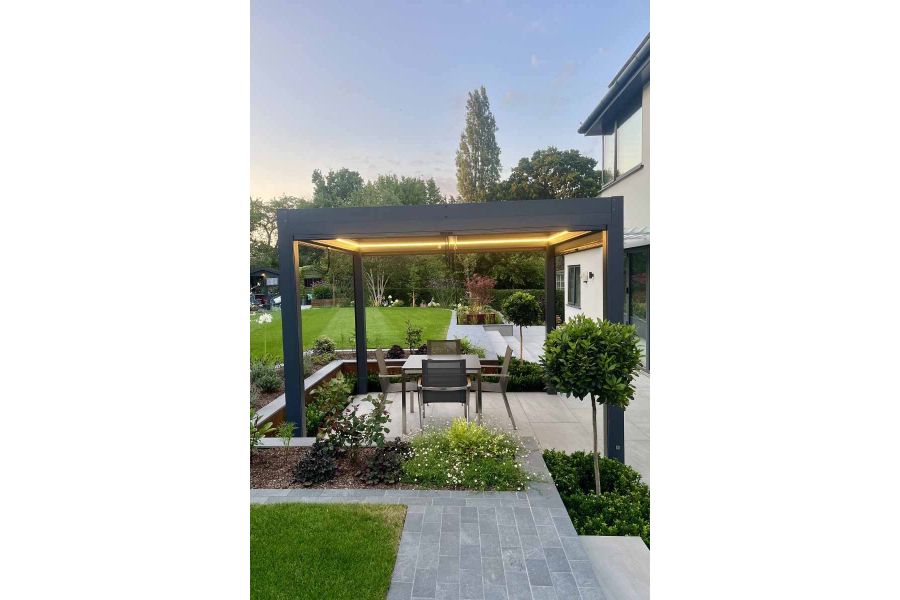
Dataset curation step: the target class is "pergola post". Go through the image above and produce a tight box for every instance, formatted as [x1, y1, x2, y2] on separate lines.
[603, 197, 625, 462]
[352, 252, 368, 394]
[276, 217, 305, 436]
[544, 244, 556, 334]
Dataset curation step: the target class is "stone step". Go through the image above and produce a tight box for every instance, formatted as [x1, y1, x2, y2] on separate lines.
[484, 329, 512, 360]
[580, 536, 649, 600]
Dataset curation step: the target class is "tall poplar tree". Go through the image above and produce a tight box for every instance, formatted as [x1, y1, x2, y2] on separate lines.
[455, 86, 501, 202]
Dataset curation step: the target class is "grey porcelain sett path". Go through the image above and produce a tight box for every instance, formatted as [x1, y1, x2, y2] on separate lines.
[251, 438, 606, 600]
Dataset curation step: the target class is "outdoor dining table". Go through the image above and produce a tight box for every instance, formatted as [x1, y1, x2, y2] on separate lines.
[400, 354, 483, 434]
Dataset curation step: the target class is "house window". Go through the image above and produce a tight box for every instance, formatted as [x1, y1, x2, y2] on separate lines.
[601, 100, 643, 186]
[567, 265, 581, 307]
[555, 270, 564, 290]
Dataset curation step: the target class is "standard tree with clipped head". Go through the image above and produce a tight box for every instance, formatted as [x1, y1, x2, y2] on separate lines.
[541, 315, 642, 494]
[501, 291, 542, 359]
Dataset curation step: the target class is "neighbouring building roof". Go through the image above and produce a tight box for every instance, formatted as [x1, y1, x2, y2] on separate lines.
[578, 33, 649, 136]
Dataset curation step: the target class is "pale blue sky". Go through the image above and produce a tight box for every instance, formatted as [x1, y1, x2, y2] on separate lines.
[251, 0, 648, 199]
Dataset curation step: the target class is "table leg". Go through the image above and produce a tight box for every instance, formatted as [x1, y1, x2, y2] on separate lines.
[401, 373, 407, 435]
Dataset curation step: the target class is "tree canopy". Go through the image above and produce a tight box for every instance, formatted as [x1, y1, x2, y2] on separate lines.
[493, 147, 603, 201]
[312, 168, 365, 207]
[455, 86, 501, 202]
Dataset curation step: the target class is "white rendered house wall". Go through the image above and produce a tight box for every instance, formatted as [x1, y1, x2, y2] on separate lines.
[563, 246, 604, 322]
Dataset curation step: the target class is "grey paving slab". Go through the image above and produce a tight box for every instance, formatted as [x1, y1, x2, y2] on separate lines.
[393, 554, 418, 583]
[436, 582, 460, 600]
[483, 583, 509, 600]
[460, 522, 480, 546]
[569, 560, 600, 588]
[480, 532, 501, 557]
[460, 546, 482, 572]
[459, 571, 484, 600]
[412, 567, 438, 598]
[388, 581, 414, 600]
[501, 547, 527, 574]
[543, 547, 571, 573]
[498, 525, 520, 548]
[437, 555, 461, 584]
[550, 571, 581, 600]
[505, 571, 533, 600]
[417, 543, 441, 570]
[525, 558, 553, 587]
[520, 534, 544, 560]
[482, 555, 505, 586]
[530, 587, 559, 600]
[440, 531, 461, 557]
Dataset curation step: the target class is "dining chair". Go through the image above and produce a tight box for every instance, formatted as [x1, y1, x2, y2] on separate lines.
[417, 359, 470, 430]
[426, 339, 461, 355]
[480, 346, 516, 429]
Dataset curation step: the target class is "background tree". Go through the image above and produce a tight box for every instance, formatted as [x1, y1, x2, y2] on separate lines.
[312, 168, 364, 207]
[250, 195, 307, 268]
[493, 147, 603, 200]
[541, 316, 642, 494]
[501, 291, 542, 359]
[455, 86, 501, 202]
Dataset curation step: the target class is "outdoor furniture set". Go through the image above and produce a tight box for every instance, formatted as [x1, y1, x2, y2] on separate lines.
[375, 340, 517, 434]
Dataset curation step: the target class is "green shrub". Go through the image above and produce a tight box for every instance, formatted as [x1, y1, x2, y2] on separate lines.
[358, 438, 412, 485]
[292, 441, 337, 486]
[306, 375, 353, 434]
[320, 394, 391, 461]
[459, 337, 486, 358]
[311, 283, 333, 299]
[250, 407, 274, 451]
[405, 320, 423, 354]
[543, 449, 650, 546]
[402, 419, 531, 491]
[508, 358, 545, 392]
[310, 336, 337, 366]
[250, 360, 282, 393]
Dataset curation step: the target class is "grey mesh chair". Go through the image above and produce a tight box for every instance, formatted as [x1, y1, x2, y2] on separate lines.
[427, 339, 461, 355]
[417, 359, 470, 430]
[375, 348, 411, 408]
[481, 346, 516, 429]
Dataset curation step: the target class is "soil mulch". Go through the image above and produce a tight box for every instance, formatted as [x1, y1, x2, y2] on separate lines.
[250, 446, 421, 490]
[252, 389, 283, 411]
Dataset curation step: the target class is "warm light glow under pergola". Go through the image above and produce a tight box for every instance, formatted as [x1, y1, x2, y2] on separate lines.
[304, 230, 591, 255]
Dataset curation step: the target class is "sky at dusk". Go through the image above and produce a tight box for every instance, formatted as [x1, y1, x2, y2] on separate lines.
[251, 0, 649, 200]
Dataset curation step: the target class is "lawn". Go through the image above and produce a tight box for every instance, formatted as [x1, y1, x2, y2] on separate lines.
[250, 306, 451, 361]
[250, 503, 406, 600]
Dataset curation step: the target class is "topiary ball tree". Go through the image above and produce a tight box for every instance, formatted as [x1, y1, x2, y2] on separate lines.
[541, 314, 642, 495]
[502, 291, 542, 359]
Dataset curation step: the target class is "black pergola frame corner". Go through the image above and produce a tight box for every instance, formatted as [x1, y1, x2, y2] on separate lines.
[275, 196, 626, 461]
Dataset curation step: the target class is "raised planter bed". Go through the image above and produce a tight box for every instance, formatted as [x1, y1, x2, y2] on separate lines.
[456, 309, 503, 325]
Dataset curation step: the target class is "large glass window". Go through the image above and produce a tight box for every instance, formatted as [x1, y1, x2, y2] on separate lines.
[600, 100, 643, 186]
[615, 105, 642, 175]
[567, 264, 581, 307]
[601, 134, 615, 185]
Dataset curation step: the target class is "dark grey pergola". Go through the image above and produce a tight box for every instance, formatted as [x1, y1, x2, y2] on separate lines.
[276, 197, 626, 461]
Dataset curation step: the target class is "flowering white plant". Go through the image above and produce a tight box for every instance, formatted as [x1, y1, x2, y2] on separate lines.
[255, 311, 273, 357]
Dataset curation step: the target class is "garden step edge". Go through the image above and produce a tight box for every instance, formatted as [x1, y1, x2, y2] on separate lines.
[580, 535, 649, 600]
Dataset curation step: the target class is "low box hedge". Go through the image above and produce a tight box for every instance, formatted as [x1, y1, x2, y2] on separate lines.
[543, 449, 650, 547]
